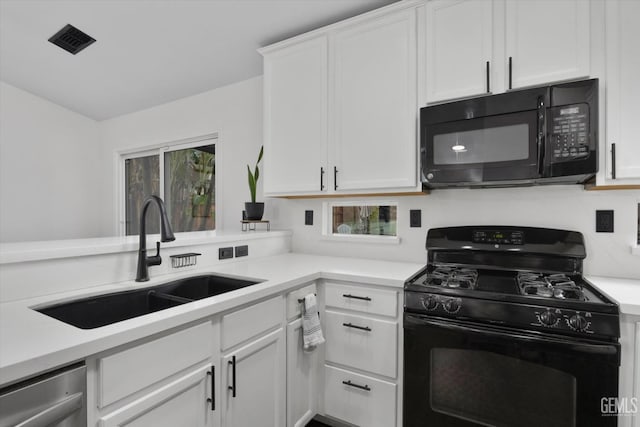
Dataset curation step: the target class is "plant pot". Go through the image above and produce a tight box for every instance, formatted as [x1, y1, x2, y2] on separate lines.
[244, 202, 264, 220]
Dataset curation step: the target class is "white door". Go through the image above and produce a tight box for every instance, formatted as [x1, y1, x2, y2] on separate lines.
[505, 0, 590, 89]
[99, 365, 213, 427]
[286, 318, 318, 427]
[221, 328, 286, 427]
[605, 0, 640, 180]
[425, 0, 494, 103]
[331, 8, 418, 192]
[263, 36, 328, 195]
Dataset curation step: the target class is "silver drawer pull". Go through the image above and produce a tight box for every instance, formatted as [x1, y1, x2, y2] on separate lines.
[342, 380, 371, 392]
[342, 322, 371, 332]
[342, 293, 371, 301]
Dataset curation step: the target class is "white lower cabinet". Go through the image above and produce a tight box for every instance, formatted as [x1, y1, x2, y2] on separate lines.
[325, 365, 396, 427]
[219, 295, 286, 427]
[286, 283, 319, 427]
[287, 317, 318, 427]
[221, 328, 285, 427]
[89, 321, 215, 427]
[99, 364, 212, 427]
[320, 281, 402, 427]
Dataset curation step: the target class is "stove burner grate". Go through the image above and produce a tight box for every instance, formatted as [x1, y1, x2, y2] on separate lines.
[424, 266, 478, 289]
[518, 272, 585, 301]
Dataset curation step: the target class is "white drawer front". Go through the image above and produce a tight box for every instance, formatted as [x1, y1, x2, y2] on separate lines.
[324, 282, 397, 317]
[98, 322, 212, 408]
[324, 310, 397, 378]
[286, 283, 317, 320]
[222, 296, 283, 350]
[324, 365, 396, 427]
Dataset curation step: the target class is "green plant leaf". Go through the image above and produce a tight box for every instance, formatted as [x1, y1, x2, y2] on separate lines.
[247, 165, 256, 203]
[257, 145, 264, 164]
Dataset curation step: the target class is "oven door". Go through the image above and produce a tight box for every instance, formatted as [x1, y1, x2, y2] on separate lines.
[420, 110, 540, 186]
[404, 314, 619, 427]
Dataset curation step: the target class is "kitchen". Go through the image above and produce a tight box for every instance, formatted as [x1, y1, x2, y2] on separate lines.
[0, 0, 639, 426]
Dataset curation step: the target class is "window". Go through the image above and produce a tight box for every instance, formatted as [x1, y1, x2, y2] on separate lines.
[123, 137, 216, 236]
[326, 201, 398, 240]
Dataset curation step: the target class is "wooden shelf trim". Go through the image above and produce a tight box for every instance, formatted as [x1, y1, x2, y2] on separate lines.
[584, 184, 640, 191]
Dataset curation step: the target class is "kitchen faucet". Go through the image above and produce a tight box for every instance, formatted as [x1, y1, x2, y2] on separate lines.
[136, 195, 175, 282]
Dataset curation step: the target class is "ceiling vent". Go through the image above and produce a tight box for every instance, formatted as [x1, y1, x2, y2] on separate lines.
[48, 24, 96, 55]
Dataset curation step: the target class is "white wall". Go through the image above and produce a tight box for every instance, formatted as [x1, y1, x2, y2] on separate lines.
[0, 82, 109, 242]
[98, 76, 264, 235]
[271, 186, 640, 279]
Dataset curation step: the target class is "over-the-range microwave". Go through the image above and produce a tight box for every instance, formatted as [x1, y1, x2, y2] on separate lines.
[420, 78, 598, 188]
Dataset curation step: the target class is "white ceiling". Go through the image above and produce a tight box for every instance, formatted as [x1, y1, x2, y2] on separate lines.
[0, 0, 398, 121]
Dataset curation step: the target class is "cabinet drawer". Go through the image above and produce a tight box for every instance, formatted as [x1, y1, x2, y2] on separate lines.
[222, 296, 283, 350]
[324, 310, 397, 378]
[324, 282, 397, 317]
[98, 322, 211, 408]
[286, 283, 317, 320]
[324, 365, 396, 427]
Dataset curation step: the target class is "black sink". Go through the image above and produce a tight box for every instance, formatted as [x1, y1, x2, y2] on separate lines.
[35, 274, 260, 329]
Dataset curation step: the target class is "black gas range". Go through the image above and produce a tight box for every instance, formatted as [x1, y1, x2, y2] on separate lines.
[404, 226, 620, 427]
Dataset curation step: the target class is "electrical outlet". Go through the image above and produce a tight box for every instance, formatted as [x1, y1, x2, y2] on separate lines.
[305, 210, 313, 226]
[410, 209, 422, 228]
[235, 245, 248, 257]
[219, 247, 234, 259]
[596, 210, 614, 233]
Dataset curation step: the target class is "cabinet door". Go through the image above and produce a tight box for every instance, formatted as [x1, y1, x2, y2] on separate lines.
[425, 0, 493, 103]
[505, 0, 590, 89]
[331, 8, 418, 192]
[263, 36, 328, 195]
[99, 365, 212, 427]
[221, 328, 285, 427]
[286, 318, 318, 427]
[605, 0, 640, 180]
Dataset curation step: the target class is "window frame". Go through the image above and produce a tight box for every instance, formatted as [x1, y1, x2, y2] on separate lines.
[116, 133, 219, 237]
[322, 200, 401, 244]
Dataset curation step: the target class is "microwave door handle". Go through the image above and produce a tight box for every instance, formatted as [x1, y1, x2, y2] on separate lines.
[537, 96, 546, 176]
[405, 314, 618, 357]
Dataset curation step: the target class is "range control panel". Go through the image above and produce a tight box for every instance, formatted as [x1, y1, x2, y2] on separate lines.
[472, 230, 524, 245]
[549, 103, 590, 161]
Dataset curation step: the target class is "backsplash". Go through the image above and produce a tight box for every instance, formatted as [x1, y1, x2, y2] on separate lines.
[0, 231, 291, 303]
[269, 185, 640, 280]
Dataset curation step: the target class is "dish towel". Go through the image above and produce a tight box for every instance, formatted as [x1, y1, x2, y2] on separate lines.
[302, 293, 325, 352]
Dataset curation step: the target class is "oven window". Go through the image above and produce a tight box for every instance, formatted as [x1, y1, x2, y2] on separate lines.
[431, 348, 576, 427]
[433, 124, 529, 165]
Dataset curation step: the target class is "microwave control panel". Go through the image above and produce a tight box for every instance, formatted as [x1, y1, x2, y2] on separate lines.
[548, 103, 590, 161]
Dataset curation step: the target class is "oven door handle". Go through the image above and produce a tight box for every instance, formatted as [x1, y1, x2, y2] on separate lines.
[405, 314, 619, 357]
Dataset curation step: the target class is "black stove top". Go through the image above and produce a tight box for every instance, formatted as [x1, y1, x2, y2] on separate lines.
[405, 226, 620, 341]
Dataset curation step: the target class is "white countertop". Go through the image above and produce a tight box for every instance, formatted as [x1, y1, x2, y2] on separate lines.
[0, 253, 423, 387]
[1, 253, 638, 388]
[587, 275, 640, 316]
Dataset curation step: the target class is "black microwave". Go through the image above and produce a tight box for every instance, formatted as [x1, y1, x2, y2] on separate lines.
[420, 79, 598, 188]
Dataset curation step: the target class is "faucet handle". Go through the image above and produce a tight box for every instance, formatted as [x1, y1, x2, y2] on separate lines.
[154, 241, 161, 257]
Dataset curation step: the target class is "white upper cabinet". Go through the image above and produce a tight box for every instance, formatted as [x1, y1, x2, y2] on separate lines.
[424, 0, 591, 104]
[505, 0, 590, 89]
[605, 0, 640, 181]
[331, 8, 418, 192]
[425, 0, 494, 103]
[263, 36, 328, 196]
[260, 2, 420, 197]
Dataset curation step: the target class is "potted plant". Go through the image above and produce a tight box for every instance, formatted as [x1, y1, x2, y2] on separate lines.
[245, 145, 264, 220]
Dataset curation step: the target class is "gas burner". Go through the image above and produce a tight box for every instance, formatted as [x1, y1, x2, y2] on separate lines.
[518, 272, 585, 301]
[425, 266, 478, 289]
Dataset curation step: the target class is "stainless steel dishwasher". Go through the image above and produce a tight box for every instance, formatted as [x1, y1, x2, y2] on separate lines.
[0, 363, 86, 427]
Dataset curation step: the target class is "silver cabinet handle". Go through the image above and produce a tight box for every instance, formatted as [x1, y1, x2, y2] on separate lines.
[16, 392, 82, 427]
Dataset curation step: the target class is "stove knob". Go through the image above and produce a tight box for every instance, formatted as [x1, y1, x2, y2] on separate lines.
[539, 311, 558, 327]
[443, 298, 461, 313]
[421, 295, 438, 311]
[569, 314, 588, 332]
